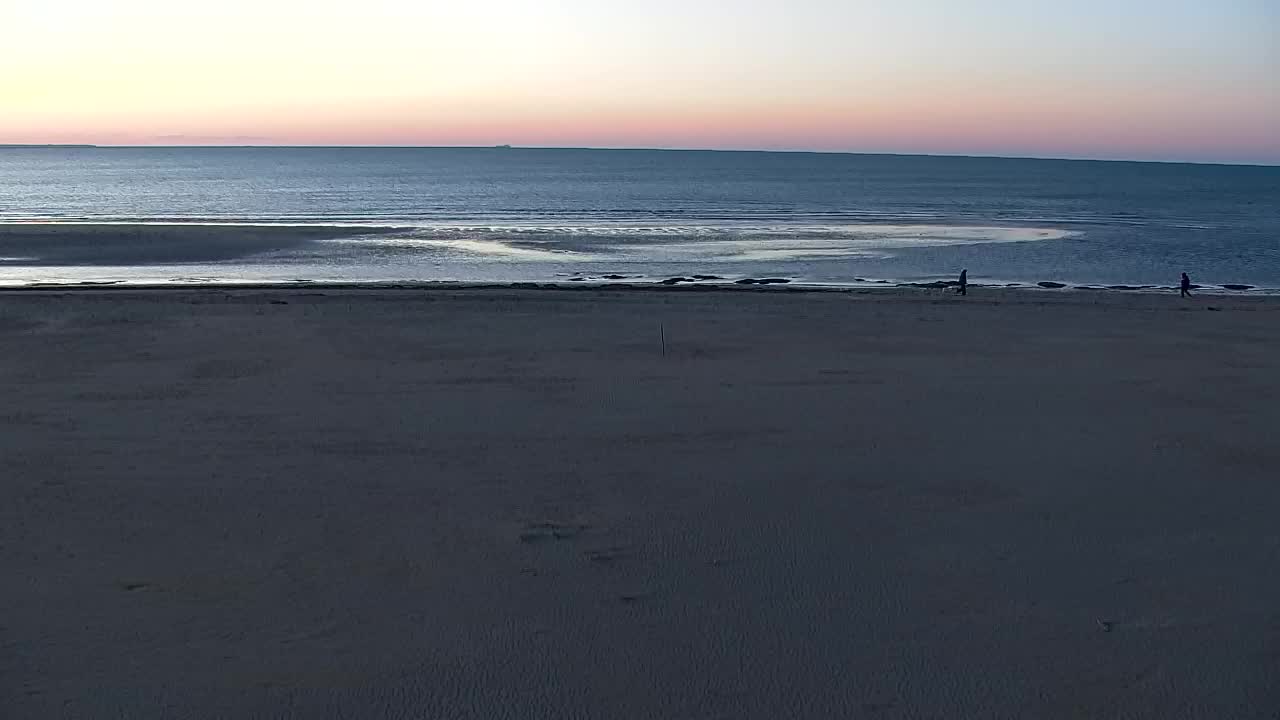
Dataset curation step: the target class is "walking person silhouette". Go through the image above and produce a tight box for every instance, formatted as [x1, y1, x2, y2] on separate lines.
[958, 269, 968, 296]
[1180, 272, 1192, 298]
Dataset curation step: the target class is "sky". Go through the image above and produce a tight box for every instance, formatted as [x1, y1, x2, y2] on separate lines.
[2, 0, 1278, 163]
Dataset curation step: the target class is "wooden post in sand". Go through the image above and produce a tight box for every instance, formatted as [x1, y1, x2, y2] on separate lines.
[660, 323, 666, 357]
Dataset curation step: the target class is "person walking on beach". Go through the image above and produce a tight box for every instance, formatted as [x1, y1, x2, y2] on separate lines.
[1180, 272, 1192, 298]
[958, 269, 968, 296]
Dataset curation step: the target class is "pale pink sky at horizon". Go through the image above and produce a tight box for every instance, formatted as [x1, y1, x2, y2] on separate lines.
[4, 0, 1278, 164]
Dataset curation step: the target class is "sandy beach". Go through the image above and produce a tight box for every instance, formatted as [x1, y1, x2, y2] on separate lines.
[2, 285, 1278, 718]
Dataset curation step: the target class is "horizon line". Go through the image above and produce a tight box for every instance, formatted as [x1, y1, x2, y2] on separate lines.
[2, 143, 1276, 168]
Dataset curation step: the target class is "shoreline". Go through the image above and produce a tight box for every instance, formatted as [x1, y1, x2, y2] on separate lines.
[0, 278, 1276, 298]
[1, 221, 1274, 295]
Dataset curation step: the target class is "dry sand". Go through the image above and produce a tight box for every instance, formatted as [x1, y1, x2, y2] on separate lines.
[2, 286, 1278, 719]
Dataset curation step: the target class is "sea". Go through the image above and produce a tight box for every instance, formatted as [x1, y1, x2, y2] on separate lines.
[1, 146, 1278, 291]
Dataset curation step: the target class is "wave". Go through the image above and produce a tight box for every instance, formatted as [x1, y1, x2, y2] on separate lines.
[319, 223, 1076, 262]
[0, 206, 1210, 230]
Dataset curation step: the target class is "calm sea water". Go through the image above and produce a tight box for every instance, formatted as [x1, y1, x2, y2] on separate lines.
[1, 147, 1277, 289]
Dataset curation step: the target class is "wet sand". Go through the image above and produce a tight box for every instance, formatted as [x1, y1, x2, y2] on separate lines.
[2, 286, 1278, 718]
[0, 224, 394, 265]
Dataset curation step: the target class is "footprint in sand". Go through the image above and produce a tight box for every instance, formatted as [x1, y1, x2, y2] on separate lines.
[518, 521, 588, 544]
[585, 547, 627, 566]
